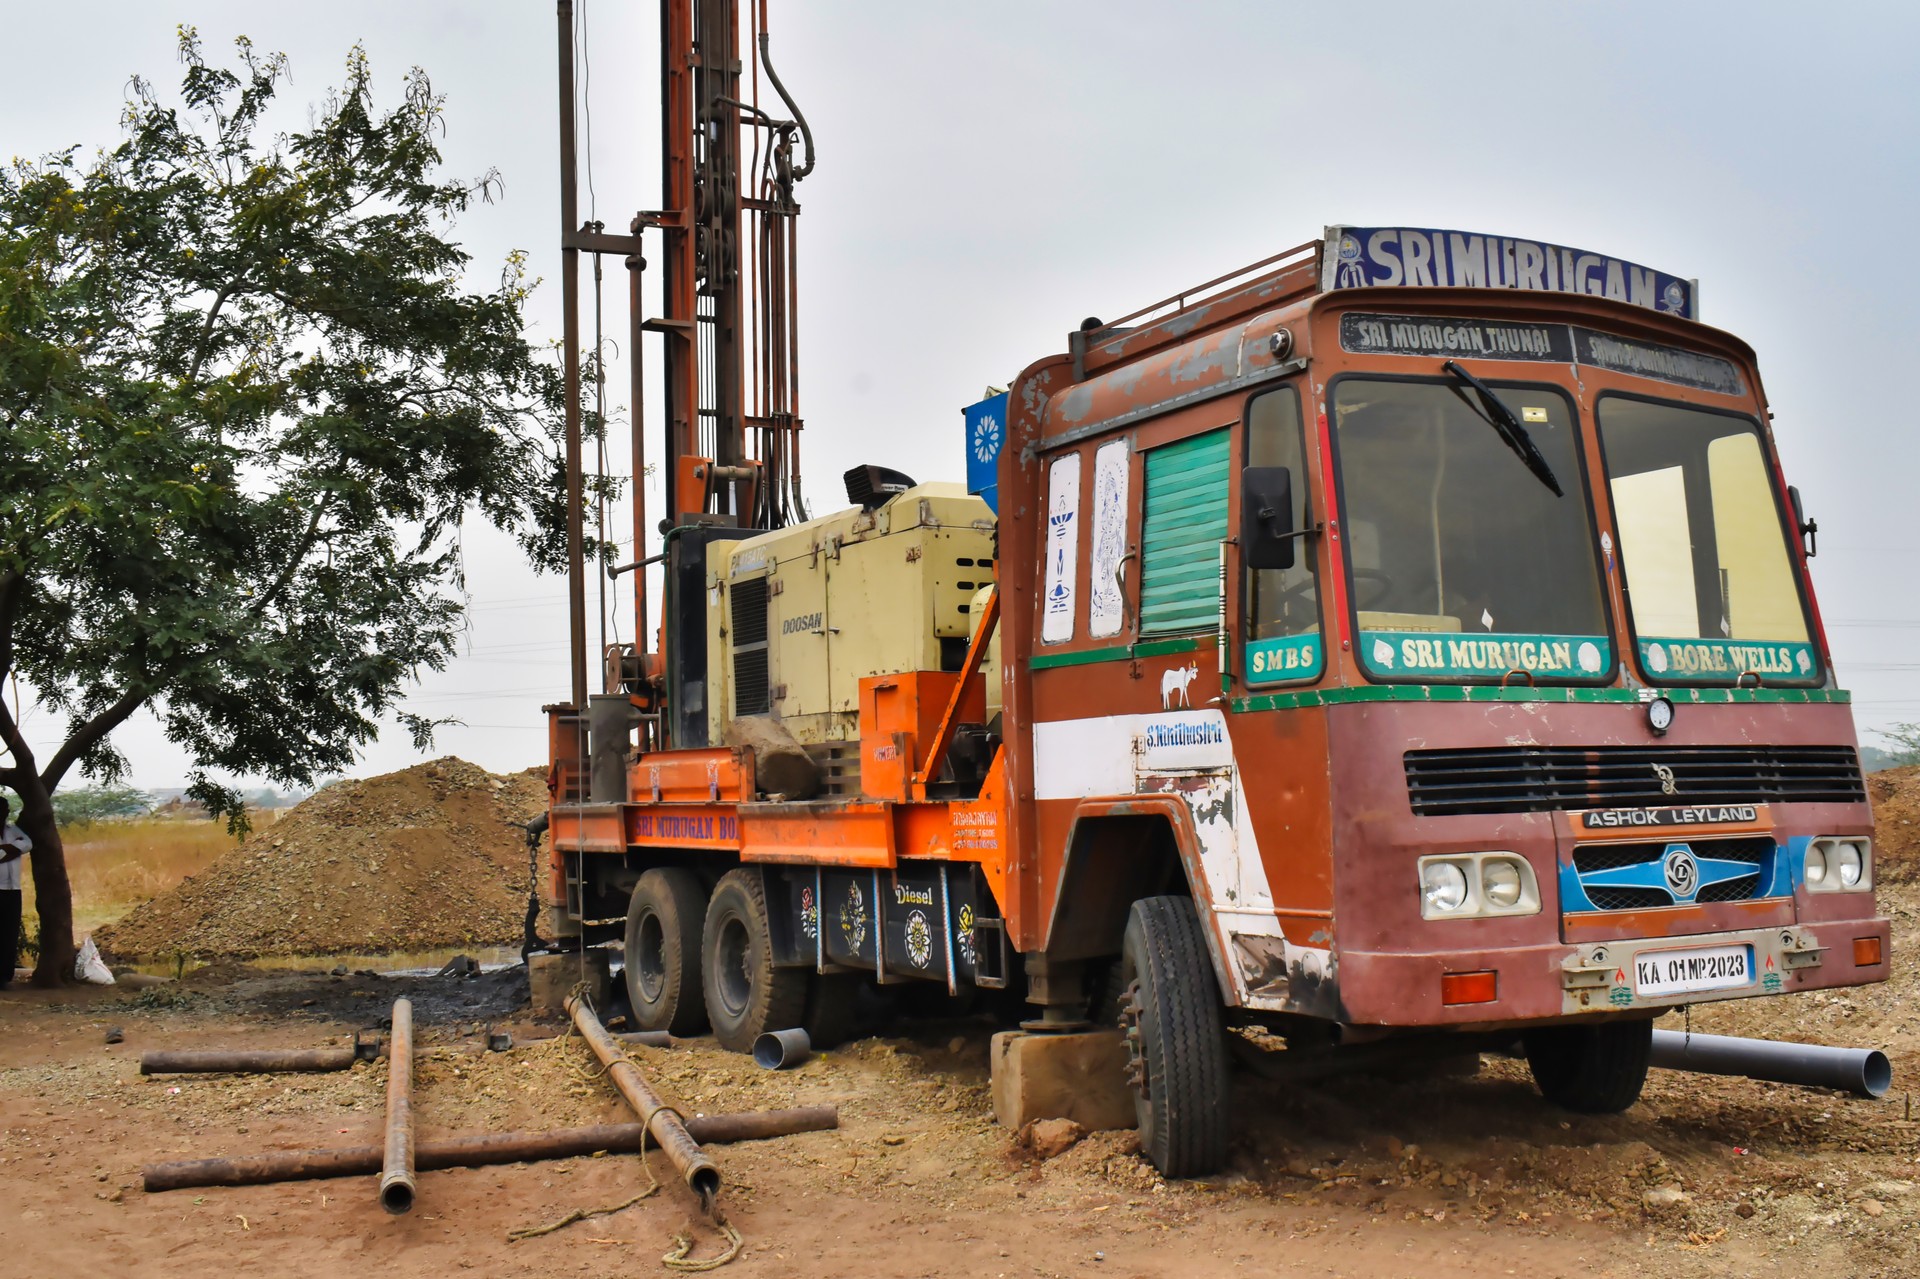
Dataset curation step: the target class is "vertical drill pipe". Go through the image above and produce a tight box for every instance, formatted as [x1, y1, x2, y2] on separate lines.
[699, 0, 746, 480]
[557, 0, 588, 707]
[660, 0, 695, 520]
[626, 246, 649, 687]
[379, 998, 416, 1214]
[787, 212, 804, 520]
[565, 994, 720, 1206]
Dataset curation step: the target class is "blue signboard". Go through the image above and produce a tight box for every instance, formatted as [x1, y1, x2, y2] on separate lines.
[962, 391, 1008, 514]
[1324, 225, 1697, 321]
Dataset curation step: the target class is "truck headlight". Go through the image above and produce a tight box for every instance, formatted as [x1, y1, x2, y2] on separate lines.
[1423, 861, 1469, 915]
[1418, 853, 1541, 919]
[1835, 840, 1866, 887]
[1482, 858, 1524, 908]
[1807, 837, 1871, 892]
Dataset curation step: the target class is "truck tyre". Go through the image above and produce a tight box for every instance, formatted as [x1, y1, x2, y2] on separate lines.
[702, 869, 808, 1053]
[1523, 1018, 1653, 1114]
[623, 868, 709, 1037]
[1119, 896, 1230, 1178]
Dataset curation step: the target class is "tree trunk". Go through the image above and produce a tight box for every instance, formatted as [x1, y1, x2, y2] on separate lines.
[15, 774, 74, 987]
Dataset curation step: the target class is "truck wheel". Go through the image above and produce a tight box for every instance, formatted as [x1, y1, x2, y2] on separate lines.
[1523, 1018, 1653, 1114]
[702, 869, 808, 1053]
[1119, 896, 1230, 1178]
[623, 868, 709, 1037]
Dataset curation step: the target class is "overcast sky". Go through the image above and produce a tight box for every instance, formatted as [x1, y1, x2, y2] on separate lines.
[7, 1, 1919, 789]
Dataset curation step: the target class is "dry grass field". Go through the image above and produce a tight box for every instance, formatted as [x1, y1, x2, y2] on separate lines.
[21, 818, 240, 953]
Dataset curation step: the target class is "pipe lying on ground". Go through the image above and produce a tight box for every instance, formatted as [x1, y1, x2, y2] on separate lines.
[565, 993, 721, 1208]
[379, 998, 416, 1214]
[140, 1046, 359, 1075]
[140, 1107, 839, 1193]
[1650, 1028, 1892, 1099]
[753, 1028, 811, 1070]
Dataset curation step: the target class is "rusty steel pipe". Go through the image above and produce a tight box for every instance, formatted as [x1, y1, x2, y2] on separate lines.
[565, 993, 720, 1206]
[556, 0, 588, 706]
[141, 1107, 837, 1193]
[617, 1029, 674, 1049]
[379, 998, 415, 1214]
[140, 1046, 359, 1075]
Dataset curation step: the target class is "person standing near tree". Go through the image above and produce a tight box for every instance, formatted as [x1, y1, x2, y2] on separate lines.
[0, 796, 29, 988]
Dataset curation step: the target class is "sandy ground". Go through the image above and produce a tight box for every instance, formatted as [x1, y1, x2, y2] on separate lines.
[3, 928, 1915, 1279]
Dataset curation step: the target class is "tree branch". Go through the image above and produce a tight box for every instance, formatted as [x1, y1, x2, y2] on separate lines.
[40, 685, 146, 793]
[0, 687, 38, 781]
[184, 278, 243, 389]
[0, 569, 20, 680]
[247, 500, 329, 620]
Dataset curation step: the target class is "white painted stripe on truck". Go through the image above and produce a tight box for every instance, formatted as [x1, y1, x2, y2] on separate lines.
[1030, 714, 1138, 800]
[1031, 709, 1233, 799]
[1032, 710, 1284, 936]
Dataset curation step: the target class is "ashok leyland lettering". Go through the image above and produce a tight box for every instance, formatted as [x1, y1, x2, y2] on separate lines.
[545, 225, 1885, 1180]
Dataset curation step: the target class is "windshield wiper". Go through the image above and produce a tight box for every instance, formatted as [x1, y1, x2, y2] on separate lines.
[1441, 360, 1564, 497]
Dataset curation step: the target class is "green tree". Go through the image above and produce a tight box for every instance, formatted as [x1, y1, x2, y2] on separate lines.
[0, 32, 586, 984]
[1876, 724, 1920, 770]
[52, 784, 154, 827]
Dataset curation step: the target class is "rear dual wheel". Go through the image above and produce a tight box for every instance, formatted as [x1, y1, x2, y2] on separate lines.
[623, 868, 709, 1037]
[628, 866, 861, 1052]
[703, 869, 811, 1053]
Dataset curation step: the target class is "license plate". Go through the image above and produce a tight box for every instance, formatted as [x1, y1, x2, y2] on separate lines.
[1632, 944, 1754, 998]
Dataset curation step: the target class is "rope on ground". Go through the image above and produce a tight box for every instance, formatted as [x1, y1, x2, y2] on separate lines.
[525, 984, 743, 1267]
[505, 1185, 659, 1242]
[507, 1119, 663, 1243]
[662, 1212, 744, 1272]
[548, 983, 626, 1084]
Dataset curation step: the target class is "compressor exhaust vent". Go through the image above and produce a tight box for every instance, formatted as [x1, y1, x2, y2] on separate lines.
[844, 464, 916, 511]
[731, 577, 771, 716]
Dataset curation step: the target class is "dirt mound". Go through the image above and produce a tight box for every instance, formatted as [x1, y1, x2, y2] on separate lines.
[97, 758, 548, 961]
[1869, 764, 1920, 882]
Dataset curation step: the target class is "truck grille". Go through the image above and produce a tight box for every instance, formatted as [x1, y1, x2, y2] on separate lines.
[1567, 835, 1776, 911]
[1404, 745, 1863, 817]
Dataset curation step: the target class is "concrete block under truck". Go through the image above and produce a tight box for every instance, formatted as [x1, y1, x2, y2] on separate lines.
[541, 29, 1887, 1175]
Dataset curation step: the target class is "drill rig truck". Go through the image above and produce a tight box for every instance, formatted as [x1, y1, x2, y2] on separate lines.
[541, 3, 1887, 1177]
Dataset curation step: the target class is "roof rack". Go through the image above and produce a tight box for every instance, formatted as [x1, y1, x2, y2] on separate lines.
[1072, 240, 1322, 380]
[1099, 239, 1320, 333]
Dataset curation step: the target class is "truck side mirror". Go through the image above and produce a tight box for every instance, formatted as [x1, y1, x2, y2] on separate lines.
[1241, 466, 1297, 571]
[1788, 484, 1818, 558]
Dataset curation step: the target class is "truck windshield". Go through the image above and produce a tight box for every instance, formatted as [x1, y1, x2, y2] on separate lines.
[1330, 377, 1610, 683]
[1596, 396, 1819, 685]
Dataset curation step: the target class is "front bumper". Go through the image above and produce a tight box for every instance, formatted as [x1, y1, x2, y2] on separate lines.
[1335, 916, 1891, 1027]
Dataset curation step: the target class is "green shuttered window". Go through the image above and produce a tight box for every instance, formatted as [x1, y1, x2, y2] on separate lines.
[1141, 428, 1230, 634]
